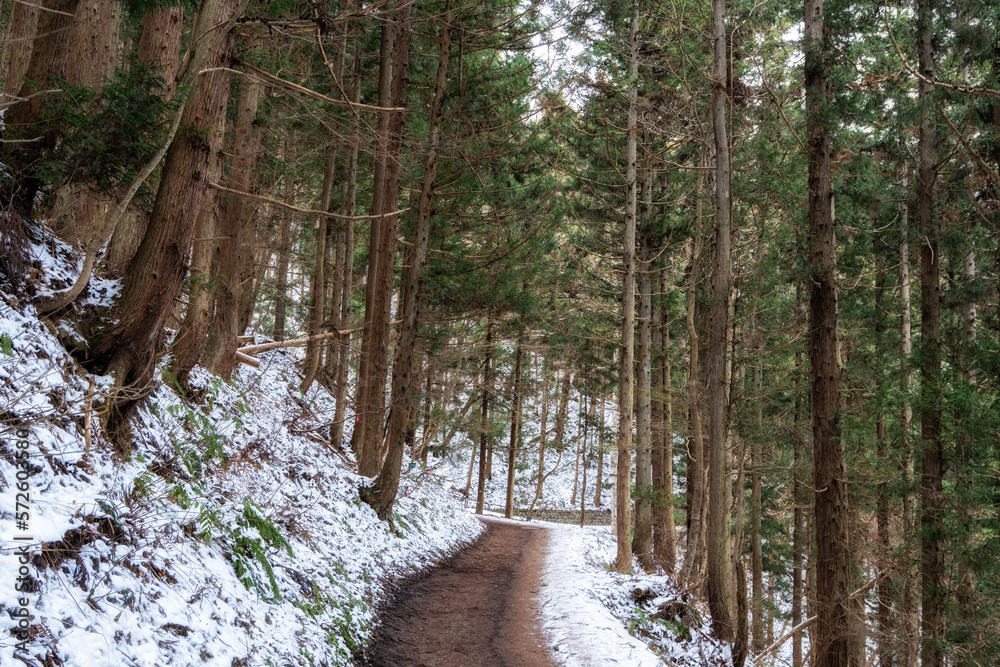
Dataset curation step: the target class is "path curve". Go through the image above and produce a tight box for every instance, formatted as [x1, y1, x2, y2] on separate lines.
[361, 517, 556, 667]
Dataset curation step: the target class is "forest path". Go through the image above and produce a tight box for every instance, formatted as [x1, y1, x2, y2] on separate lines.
[361, 516, 557, 667]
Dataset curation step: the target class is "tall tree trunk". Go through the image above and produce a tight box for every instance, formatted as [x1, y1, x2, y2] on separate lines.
[533, 365, 551, 508]
[594, 394, 604, 508]
[84, 0, 247, 439]
[356, 2, 411, 474]
[572, 392, 583, 505]
[3, 0, 40, 100]
[897, 168, 917, 667]
[3, 0, 80, 217]
[167, 78, 227, 390]
[106, 5, 185, 276]
[88, 0, 245, 436]
[204, 71, 263, 379]
[917, 1, 943, 664]
[51, 0, 123, 246]
[300, 138, 337, 390]
[707, 0, 736, 645]
[792, 391, 806, 667]
[331, 45, 361, 448]
[351, 6, 396, 459]
[806, 0, 852, 661]
[652, 266, 675, 570]
[679, 179, 705, 586]
[362, 1, 450, 519]
[751, 313, 764, 653]
[634, 222, 654, 572]
[475, 319, 493, 514]
[615, 4, 638, 575]
[504, 330, 525, 519]
[272, 137, 297, 342]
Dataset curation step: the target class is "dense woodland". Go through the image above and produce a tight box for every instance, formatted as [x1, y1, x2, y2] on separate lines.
[2, 0, 1000, 664]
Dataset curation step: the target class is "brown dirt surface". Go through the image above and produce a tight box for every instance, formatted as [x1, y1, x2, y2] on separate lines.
[359, 517, 557, 667]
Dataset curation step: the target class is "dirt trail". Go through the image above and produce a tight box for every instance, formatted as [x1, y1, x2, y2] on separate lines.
[361, 517, 557, 667]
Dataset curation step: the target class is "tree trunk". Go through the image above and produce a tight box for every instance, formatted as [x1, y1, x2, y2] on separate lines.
[362, 0, 450, 519]
[166, 78, 227, 390]
[475, 319, 493, 514]
[633, 222, 654, 572]
[272, 137, 297, 342]
[331, 45, 361, 449]
[615, 4, 638, 575]
[752, 318, 764, 653]
[356, 2, 412, 473]
[105, 5, 185, 277]
[707, 0, 736, 645]
[53, 0, 122, 245]
[84, 0, 247, 439]
[571, 393, 582, 506]
[917, 1, 943, 663]
[3, 0, 80, 217]
[806, 0, 852, 661]
[679, 183, 705, 586]
[300, 136, 339, 389]
[533, 365, 551, 508]
[351, 6, 396, 460]
[594, 394, 604, 507]
[897, 168, 917, 667]
[652, 266, 675, 571]
[3, 0, 40, 99]
[204, 71, 263, 379]
[504, 330, 525, 519]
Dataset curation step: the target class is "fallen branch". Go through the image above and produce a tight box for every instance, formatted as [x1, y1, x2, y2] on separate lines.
[207, 181, 409, 221]
[238, 330, 352, 355]
[234, 351, 261, 368]
[757, 615, 816, 659]
[236, 62, 406, 112]
[756, 573, 884, 660]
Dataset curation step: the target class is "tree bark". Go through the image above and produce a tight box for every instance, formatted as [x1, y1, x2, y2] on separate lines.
[652, 266, 675, 571]
[3, 0, 40, 100]
[707, 0, 736, 645]
[362, 0, 450, 519]
[614, 5, 638, 575]
[475, 319, 493, 514]
[53, 0, 122, 245]
[897, 167, 917, 667]
[331, 44, 361, 449]
[300, 137, 338, 390]
[752, 312, 764, 652]
[166, 77, 227, 390]
[533, 365, 551, 508]
[106, 5, 185, 277]
[679, 180, 705, 586]
[633, 221, 654, 572]
[3, 0, 80, 217]
[204, 70, 263, 379]
[84, 0, 247, 439]
[504, 330, 525, 519]
[272, 137, 297, 342]
[594, 394, 604, 508]
[917, 1, 943, 664]
[806, 0, 852, 662]
[351, 1, 398, 464]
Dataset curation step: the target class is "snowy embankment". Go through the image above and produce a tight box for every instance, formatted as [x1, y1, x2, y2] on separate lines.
[0, 243, 483, 666]
[540, 523, 731, 667]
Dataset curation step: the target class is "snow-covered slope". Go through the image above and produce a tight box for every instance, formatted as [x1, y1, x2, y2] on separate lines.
[0, 286, 482, 666]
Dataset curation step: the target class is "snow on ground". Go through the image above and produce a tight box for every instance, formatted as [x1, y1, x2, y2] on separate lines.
[0, 272, 483, 666]
[2, 228, 743, 667]
[539, 523, 731, 667]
